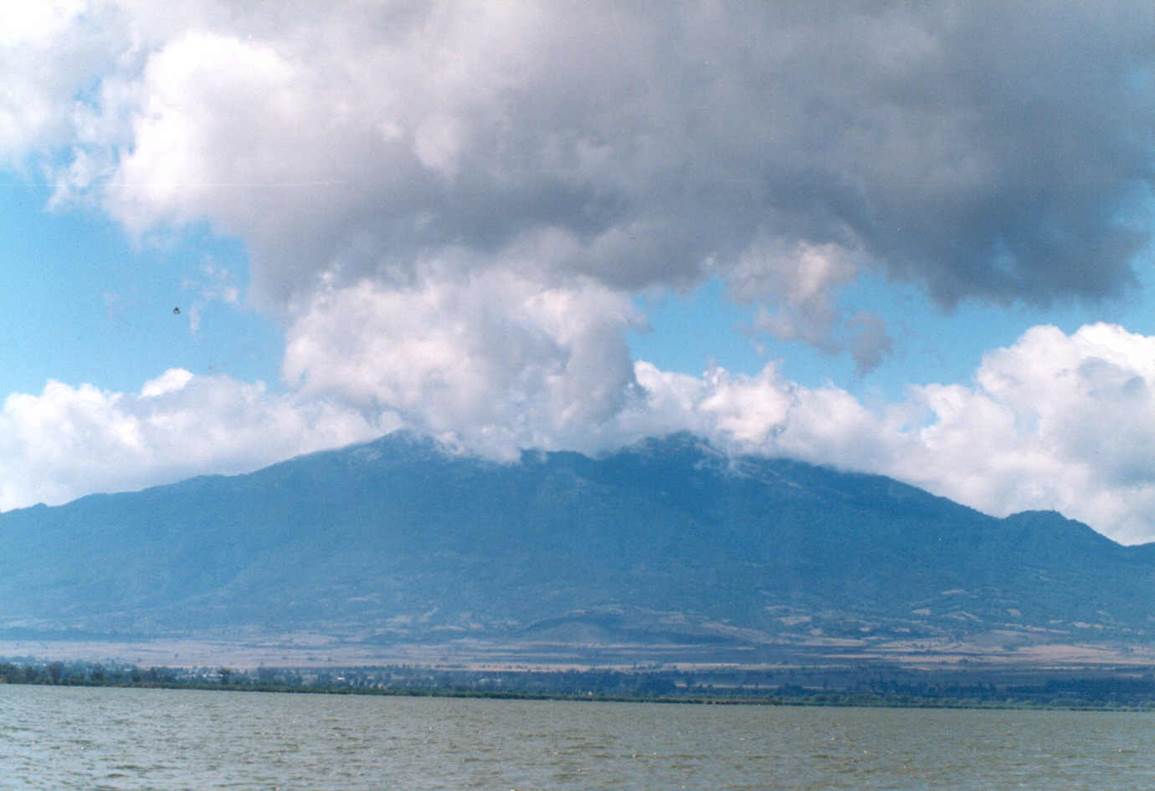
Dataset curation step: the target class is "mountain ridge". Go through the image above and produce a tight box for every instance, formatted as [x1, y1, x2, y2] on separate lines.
[0, 431, 1151, 665]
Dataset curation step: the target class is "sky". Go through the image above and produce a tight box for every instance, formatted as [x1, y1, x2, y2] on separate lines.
[4, 1, 1155, 543]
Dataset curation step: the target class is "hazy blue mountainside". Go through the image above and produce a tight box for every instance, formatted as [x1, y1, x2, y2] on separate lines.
[0, 432, 1151, 649]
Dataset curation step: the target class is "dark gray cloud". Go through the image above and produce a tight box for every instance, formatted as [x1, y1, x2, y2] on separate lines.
[50, 0, 1150, 317]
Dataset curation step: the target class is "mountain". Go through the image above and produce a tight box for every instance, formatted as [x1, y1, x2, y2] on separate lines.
[1, 432, 1153, 664]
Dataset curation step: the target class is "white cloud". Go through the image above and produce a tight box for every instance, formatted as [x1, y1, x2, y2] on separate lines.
[0, 0, 123, 166]
[283, 269, 640, 458]
[886, 324, 1155, 544]
[138, 368, 193, 397]
[180, 259, 241, 334]
[623, 323, 1155, 545]
[625, 359, 901, 470]
[0, 370, 390, 511]
[105, 30, 303, 235]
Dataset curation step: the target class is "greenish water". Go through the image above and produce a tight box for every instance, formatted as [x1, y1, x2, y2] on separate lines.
[0, 685, 1152, 789]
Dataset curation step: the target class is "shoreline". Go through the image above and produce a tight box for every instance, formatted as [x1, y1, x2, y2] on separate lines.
[4, 675, 1154, 713]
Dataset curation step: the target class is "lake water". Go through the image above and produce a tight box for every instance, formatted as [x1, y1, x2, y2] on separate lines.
[0, 686, 1152, 789]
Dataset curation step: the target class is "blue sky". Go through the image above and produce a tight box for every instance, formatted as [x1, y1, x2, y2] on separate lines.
[0, 181, 280, 397]
[635, 263, 1155, 402]
[4, 2, 1155, 543]
[8, 170, 1152, 406]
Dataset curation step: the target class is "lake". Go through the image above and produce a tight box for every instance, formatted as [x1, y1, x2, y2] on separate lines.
[0, 685, 1152, 789]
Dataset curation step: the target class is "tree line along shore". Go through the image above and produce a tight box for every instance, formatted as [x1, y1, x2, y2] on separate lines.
[2, 660, 1155, 711]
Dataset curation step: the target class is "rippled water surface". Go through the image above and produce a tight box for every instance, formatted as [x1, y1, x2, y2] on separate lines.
[1, 685, 1153, 789]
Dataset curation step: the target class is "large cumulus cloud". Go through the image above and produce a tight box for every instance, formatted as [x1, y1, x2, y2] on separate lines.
[33, 1, 1155, 310]
[282, 268, 640, 457]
